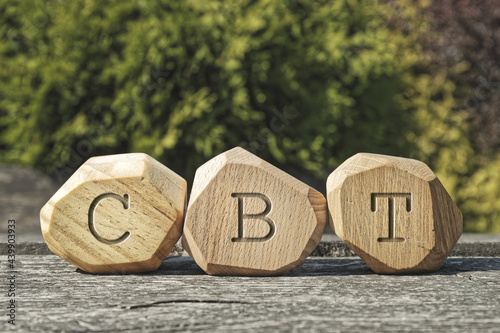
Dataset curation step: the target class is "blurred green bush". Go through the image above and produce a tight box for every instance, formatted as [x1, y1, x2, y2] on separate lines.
[0, 0, 497, 232]
[391, 1, 500, 233]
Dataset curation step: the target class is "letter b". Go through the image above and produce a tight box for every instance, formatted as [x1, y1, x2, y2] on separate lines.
[231, 193, 275, 242]
[182, 147, 326, 276]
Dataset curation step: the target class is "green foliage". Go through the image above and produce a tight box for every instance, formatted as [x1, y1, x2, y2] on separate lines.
[0, 0, 415, 180]
[0, 0, 497, 232]
[397, 0, 500, 232]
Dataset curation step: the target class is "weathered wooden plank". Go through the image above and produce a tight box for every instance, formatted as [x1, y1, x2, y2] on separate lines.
[1, 255, 499, 332]
[1, 240, 500, 257]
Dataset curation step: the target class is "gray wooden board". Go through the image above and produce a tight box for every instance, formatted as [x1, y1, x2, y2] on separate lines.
[2, 241, 500, 257]
[1, 255, 499, 332]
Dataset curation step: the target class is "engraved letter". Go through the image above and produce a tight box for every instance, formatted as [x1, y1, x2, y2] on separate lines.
[371, 193, 411, 243]
[231, 193, 275, 242]
[88, 193, 131, 245]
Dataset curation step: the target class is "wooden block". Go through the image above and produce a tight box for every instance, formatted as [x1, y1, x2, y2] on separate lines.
[182, 147, 327, 276]
[40, 153, 186, 274]
[327, 153, 463, 274]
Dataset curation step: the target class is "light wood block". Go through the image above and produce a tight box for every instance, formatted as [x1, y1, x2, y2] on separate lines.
[40, 153, 187, 274]
[327, 153, 463, 274]
[182, 147, 327, 276]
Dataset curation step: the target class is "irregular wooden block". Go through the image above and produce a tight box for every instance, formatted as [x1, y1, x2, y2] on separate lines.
[40, 153, 186, 274]
[182, 147, 327, 275]
[327, 153, 463, 274]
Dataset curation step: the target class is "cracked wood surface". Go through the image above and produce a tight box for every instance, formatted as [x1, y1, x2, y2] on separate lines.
[1, 255, 499, 332]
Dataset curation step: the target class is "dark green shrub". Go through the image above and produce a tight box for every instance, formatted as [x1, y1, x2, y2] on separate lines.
[419, 0, 500, 232]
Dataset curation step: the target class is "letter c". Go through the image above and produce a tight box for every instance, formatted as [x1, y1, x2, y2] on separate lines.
[88, 193, 131, 245]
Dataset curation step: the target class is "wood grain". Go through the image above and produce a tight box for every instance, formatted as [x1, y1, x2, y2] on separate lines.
[182, 147, 327, 275]
[2, 255, 499, 332]
[327, 153, 463, 274]
[2, 238, 500, 257]
[40, 153, 187, 274]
